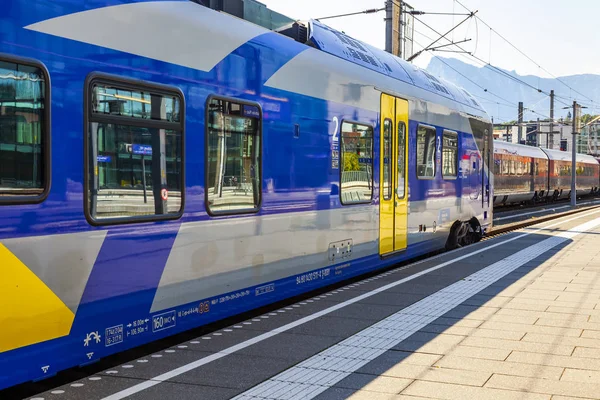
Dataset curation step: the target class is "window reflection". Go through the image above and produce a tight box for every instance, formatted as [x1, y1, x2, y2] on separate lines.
[341, 121, 373, 204]
[206, 98, 261, 214]
[0, 60, 46, 197]
[397, 122, 406, 198]
[88, 82, 183, 221]
[93, 85, 180, 122]
[382, 119, 392, 201]
[442, 131, 458, 178]
[417, 125, 436, 179]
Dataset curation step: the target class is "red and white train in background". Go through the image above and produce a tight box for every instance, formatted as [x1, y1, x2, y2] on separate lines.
[493, 141, 600, 206]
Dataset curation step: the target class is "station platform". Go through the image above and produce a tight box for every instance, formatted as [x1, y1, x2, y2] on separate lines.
[26, 208, 600, 400]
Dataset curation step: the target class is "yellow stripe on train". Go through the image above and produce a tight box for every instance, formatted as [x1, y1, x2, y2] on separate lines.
[0, 243, 74, 353]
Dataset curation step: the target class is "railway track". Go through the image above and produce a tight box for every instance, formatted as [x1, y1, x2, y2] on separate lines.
[489, 200, 600, 238]
[493, 193, 600, 213]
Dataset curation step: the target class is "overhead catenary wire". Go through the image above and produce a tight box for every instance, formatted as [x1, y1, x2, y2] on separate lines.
[414, 29, 563, 124]
[412, 36, 515, 117]
[493, 115, 511, 123]
[477, 98, 515, 108]
[453, 0, 598, 107]
[412, 14, 554, 97]
[409, 11, 472, 16]
[411, 6, 600, 113]
[554, 94, 600, 111]
[413, 17, 592, 124]
[415, 34, 559, 125]
[415, 27, 528, 93]
[413, 29, 513, 108]
[315, 7, 384, 21]
[413, 15, 600, 117]
[411, 15, 597, 127]
[317, 1, 599, 113]
[407, 10, 476, 62]
[431, 54, 514, 106]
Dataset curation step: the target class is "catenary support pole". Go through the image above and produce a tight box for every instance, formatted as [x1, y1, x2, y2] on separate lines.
[571, 101, 577, 207]
[385, 0, 392, 53]
[397, 0, 403, 59]
[518, 101, 524, 144]
[549, 90, 554, 149]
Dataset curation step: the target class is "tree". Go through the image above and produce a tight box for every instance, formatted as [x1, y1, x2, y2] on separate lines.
[581, 114, 599, 126]
[343, 153, 360, 171]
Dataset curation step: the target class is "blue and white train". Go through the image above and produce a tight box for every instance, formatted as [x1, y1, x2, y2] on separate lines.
[0, 0, 493, 389]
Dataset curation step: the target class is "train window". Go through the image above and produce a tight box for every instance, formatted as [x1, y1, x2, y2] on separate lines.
[397, 121, 406, 199]
[417, 125, 436, 179]
[206, 97, 261, 215]
[85, 76, 184, 224]
[340, 121, 373, 204]
[382, 119, 392, 201]
[493, 158, 501, 175]
[501, 157, 509, 175]
[0, 56, 50, 204]
[442, 130, 458, 179]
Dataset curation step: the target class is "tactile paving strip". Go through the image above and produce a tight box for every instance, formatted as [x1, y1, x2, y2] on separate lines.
[232, 217, 600, 400]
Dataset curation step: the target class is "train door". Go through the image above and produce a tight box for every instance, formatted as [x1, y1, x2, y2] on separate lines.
[379, 94, 409, 256]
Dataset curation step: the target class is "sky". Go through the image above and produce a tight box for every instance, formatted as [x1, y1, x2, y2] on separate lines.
[260, 0, 599, 78]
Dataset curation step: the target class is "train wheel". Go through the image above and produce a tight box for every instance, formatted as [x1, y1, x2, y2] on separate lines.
[446, 218, 482, 250]
[445, 221, 462, 250]
[469, 217, 483, 243]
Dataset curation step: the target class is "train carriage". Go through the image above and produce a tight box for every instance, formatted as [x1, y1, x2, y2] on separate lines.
[493, 141, 549, 205]
[0, 0, 492, 390]
[542, 148, 599, 199]
[492, 141, 600, 206]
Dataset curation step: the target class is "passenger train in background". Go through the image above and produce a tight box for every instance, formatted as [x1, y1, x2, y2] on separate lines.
[0, 0, 593, 391]
[494, 141, 599, 205]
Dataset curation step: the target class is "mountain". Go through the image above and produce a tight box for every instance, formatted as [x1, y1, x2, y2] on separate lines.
[425, 57, 600, 122]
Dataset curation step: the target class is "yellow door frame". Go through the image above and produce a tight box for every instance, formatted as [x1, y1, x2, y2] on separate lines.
[379, 93, 409, 256]
[379, 94, 395, 255]
[394, 98, 409, 252]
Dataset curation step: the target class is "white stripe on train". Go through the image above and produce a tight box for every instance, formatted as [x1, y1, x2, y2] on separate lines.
[25, 1, 267, 72]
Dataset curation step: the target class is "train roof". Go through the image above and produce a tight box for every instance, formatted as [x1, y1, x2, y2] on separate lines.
[306, 20, 487, 115]
[494, 141, 600, 164]
[493, 140, 548, 158]
[541, 148, 600, 164]
[23, 1, 490, 121]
